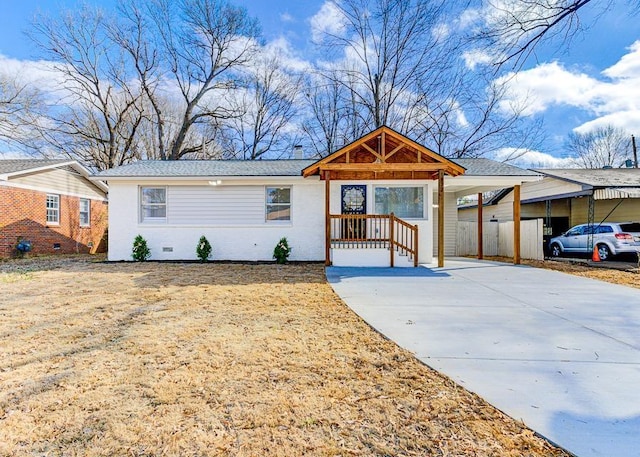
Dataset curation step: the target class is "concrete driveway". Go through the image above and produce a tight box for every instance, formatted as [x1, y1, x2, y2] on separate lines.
[326, 258, 640, 457]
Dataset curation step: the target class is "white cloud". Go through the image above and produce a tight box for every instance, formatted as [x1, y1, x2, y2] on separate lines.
[0, 54, 63, 93]
[310, 1, 346, 43]
[280, 12, 295, 23]
[494, 40, 640, 138]
[496, 61, 598, 116]
[493, 147, 576, 169]
[480, 0, 554, 30]
[458, 7, 482, 29]
[431, 23, 450, 41]
[573, 111, 640, 135]
[462, 49, 494, 70]
[262, 37, 312, 73]
[449, 100, 468, 127]
[602, 41, 640, 79]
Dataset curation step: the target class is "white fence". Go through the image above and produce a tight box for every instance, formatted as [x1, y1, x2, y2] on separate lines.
[456, 219, 544, 260]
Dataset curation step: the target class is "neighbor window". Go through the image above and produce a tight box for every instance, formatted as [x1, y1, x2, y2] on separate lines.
[79, 198, 90, 227]
[140, 187, 167, 223]
[374, 186, 424, 218]
[596, 225, 613, 234]
[266, 187, 291, 221]
[566, 226, 585, 236]
[46, 194, 60, 224]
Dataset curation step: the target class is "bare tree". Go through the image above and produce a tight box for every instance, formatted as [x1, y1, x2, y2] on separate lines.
[30, 6, 145, 170]
[220, 55, 301, 160]
[302, 69, 374, 157]
[301, 76, 344, 158]
[0, 75, 44, 151]
[468, 0, 632, 70]
[115, 0, 260, 161]
[566, 124, 631, 168]
[27, 0, 260, 169]
[307, 0, 538, 158]
[412, 71, 543, 158]
[317, 0, 451, 136]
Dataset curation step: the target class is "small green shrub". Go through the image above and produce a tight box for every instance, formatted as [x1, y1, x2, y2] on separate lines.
[273, 237, 291, 264]
[196, 235, 212, 262]
[132, 234, 151, 261]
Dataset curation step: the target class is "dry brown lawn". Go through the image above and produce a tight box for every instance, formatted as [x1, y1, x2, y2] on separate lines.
[0, 256, 571, 457]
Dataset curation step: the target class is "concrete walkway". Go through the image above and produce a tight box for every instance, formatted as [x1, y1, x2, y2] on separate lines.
[326, 258, 640, 457]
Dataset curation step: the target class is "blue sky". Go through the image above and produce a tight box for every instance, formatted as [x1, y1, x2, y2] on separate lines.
[1, 0, 640, 166]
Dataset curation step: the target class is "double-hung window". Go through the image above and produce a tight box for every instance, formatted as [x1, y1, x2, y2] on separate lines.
[140, 187, 167, 223]
[79, 198, 91, 227]
[46, 194, 60, 224]
[374, 186, 424, 219]
[266, 187, 291, 222]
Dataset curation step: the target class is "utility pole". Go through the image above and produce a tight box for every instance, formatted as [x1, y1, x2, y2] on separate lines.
[633, 135, 638, 168]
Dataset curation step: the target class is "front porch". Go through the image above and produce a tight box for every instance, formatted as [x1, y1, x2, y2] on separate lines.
[303, 126, 464, 268]
[302, 126, 541, 268]
[329, 213, 419, 267]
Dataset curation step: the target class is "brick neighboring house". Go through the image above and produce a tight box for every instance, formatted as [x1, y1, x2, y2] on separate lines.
[0, 159, 108, 258]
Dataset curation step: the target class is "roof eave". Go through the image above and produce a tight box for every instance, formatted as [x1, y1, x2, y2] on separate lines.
[91, 174, 308, 181]
[3, 160, 77, 179]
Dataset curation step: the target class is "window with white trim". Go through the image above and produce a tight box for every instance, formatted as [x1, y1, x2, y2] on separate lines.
[374, 186, 424, 218]
[140, 187, 167, 223]
[79, 198, 91, 227]
[46, 194, 60, 224]
[265, 187, 291, 222]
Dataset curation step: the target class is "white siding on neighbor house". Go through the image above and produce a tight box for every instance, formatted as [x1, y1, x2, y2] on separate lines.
[108, 179, 325, 262]
[11, 167, 106, 200]
[503, 178, 583, 203]
[458, 200, 570, 222]
[458, 177, 578, 223]
[459, 176, 640, 227]
[167, 186, 265, 225]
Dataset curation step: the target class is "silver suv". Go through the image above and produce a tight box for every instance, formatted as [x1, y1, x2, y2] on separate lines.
[549, 222, 640, 260]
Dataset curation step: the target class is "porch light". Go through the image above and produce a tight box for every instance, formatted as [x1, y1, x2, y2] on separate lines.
[432, 204, 439, 208]
[208, 180, 222, 186]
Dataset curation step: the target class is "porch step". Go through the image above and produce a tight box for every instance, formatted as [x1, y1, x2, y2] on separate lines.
[331, 245, 415, 267]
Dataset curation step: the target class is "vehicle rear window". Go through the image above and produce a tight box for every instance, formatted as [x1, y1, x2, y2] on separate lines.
[620, 223, 640, 232]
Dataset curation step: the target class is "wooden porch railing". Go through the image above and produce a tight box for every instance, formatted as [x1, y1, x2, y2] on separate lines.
[329, 213, 419, 267]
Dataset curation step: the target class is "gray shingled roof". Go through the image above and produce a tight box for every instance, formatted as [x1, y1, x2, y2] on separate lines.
[534, 168, 640, 187]
[95, 160, 318, 178]
[454, 158, 539, 176]
[96, 158, 537, 178]
[0, 159, 72, 175]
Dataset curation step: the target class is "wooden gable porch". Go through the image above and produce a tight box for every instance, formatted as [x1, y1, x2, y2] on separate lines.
[302, 126, 465, 267]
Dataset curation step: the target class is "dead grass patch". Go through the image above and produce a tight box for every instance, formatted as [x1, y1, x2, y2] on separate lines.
[0, 259, 570, 456]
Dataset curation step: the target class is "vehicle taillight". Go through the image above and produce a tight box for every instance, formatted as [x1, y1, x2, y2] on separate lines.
[615, 233, 633, 240]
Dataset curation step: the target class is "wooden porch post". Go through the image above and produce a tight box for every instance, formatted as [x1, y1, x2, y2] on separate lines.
[413, 224, 419, 267]
[513, 184, 521, 265]
[389, 213, 395, 268]
[325, 173, 331, 266]
[477, 192, 483, 260]
[438, 169, 445, 268]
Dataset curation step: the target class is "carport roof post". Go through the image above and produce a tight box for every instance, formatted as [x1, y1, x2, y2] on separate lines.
[441, 171, 540, 266]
